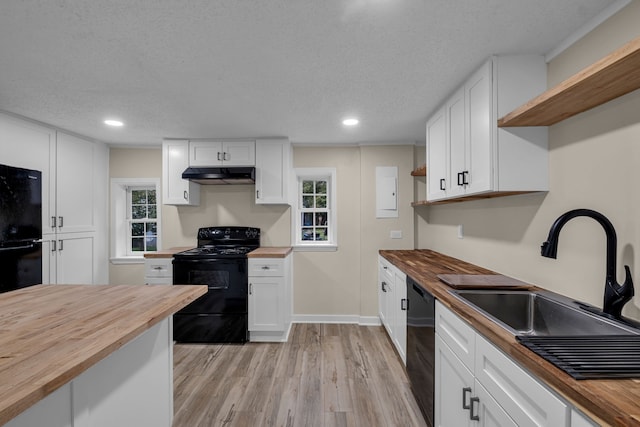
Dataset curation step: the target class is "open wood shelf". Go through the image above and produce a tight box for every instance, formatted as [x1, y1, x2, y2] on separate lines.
[411, 191, 539, 207]
[411, 164, 426, 176]
[498, 36, 640, 127]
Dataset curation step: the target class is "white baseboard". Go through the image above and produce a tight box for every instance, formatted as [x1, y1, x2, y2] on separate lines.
[292, 314, 381, 326]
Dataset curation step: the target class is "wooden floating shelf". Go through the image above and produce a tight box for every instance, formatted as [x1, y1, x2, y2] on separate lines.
[411, 164, 426, 176]
[498, 35, 640, 127]
[411, 191, 539, 207]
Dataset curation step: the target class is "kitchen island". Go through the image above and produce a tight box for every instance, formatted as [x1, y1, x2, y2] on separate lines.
[0, 284, 206, 426]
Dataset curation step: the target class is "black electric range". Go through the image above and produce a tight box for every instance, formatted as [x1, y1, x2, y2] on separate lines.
[172, 226, 260, 343]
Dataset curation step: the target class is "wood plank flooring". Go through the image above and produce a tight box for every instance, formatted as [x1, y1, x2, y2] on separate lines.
[173, 323, 428, 427]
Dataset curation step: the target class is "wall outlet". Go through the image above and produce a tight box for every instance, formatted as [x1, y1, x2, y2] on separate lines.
[390, 230, 402, 239]
[457, 224, 464, 239]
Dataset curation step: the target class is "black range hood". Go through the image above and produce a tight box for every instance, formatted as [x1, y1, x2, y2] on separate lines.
[182, 167, 255, 185]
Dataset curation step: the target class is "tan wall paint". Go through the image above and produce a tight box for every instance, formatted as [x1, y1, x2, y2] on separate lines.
[108, 147, 162, 285]
[109, 144, 413, 319]
[416, 2, 640, 321]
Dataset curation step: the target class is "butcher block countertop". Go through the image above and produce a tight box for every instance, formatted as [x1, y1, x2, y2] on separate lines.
[143, 246, 193, 258]
[0, 284, 207, 425]
[380, 249, 640, 427]
[248, 247, 293, 258]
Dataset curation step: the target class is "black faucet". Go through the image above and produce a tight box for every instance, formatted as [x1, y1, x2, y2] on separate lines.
[541, 208, 634, 319]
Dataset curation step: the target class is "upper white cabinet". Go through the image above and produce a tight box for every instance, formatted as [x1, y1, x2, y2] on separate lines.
[162, 140, 200, 206]
[255, 139, 291, 205]
[426, 55, 548, 203]
[189, 140, 255, 166]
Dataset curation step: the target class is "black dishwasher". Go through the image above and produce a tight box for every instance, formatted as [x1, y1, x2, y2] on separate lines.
[406, 276, 435, 427]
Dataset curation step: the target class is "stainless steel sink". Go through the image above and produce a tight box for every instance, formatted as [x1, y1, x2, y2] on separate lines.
[449, 289, 640, 336]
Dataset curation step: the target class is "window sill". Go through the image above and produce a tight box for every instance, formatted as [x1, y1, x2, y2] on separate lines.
[110, 256, 145, 265]
[293, 245, 338, 252]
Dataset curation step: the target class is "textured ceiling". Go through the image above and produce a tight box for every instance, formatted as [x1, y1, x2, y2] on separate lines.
[0, 0, 621, 146]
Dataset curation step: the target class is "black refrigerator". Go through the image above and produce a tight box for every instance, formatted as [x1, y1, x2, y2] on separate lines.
[0, 163, 43, 293]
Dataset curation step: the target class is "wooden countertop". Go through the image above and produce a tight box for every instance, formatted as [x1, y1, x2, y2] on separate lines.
[0, 284, 207, 425]
[247, 247, 293, 258]
[380, 249, 640, 427]
[144, 246, 193, 258]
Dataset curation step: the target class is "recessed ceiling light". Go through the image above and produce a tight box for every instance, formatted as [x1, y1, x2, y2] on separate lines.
[342, 118, 359, 126]
[104, 119, 124, 127]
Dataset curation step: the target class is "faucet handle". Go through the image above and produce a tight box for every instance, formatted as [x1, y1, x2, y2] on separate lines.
[603, 265, 634, 318]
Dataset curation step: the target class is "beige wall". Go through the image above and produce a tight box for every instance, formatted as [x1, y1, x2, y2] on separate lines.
[293, 145, 414, 319]
[108, 144, 414, 320]
[416, 2, 640, 321]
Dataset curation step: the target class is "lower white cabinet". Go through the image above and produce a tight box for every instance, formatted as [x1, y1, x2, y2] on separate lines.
[248, 253, 292, 342]
[435, 301, 601, 427]
[144, 257, 173, 285]
[378, 255, 407, 364]
[42, 233, 95, 285]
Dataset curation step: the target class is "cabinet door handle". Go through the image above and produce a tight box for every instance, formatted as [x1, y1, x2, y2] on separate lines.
[183, 190, 188, 200]
[217, 152, 222, 161]
[381, 281, 387, 292]
[58, 216, 63, 228]
[51, 240, 57, 252]
[58, 240, 63, 251]
[51, 216, 57, 228]
[256, 190, 260, 199]
[462, 170, 469, 185]
[462, 387, 472, 409]
[223, 152, 229, 161]
[249, 283, 253, 295]
[401, 298, 408, 311]
[469, 397, 480, 421]
[457, 172, 464, 186]
[439, 178, 445, 191]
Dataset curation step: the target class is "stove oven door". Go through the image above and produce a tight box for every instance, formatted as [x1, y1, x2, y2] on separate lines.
[172, 257, 248, 343]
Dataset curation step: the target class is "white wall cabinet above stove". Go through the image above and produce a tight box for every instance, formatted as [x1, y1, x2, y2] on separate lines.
[162, 140, 200, 206]
[189, 140, 255, 166]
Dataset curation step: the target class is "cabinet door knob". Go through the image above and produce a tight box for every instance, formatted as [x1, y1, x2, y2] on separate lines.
[462, 387, 472, 409]
[469, 397, 480, 421]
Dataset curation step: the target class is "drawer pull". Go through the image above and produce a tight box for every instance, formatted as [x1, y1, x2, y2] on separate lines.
[261, 266, 270, 270]
[462, 387, 472, 409]
[153, 266, 163, 270]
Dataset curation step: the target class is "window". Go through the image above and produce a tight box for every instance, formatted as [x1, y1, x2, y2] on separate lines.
[111, 178, 161, 263]
[128, 187, 158, 253]
[293, 168, 337, 250]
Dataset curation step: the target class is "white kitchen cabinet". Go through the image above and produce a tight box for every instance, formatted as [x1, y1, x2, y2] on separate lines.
[248, 254, 292, 342]
[255, 138, 291, 205]
[436, 301, 571, 427]
[425, 55, 548, 202]
[189, 140, 255, 166]
[162, 140, 200, 206]
[144, 257, 173, 285]
[571, 409, 599, 427]
[377, 255, 407, 364]
[42, 233, 95, 285]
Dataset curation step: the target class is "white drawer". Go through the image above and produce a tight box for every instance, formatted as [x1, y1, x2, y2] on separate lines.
[475, 334, 568, 427]
[435, 301, 476, 371]
[144, 258, 173, 278]
[248, 258, 285, 277]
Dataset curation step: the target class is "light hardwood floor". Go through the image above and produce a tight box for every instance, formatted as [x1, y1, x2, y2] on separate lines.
[173, 323, 428, 427]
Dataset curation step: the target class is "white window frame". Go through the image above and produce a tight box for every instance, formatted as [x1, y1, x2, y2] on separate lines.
[110, 178, 162, 264]
[292, 168, 337, 251]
